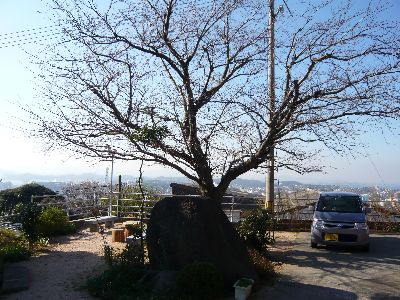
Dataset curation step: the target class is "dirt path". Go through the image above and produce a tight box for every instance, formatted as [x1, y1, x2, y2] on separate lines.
[3, 229, 115, 300]
[253, 232, 400, 300]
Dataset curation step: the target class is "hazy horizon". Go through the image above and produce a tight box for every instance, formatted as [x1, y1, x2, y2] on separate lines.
[1, 168, 399, 189]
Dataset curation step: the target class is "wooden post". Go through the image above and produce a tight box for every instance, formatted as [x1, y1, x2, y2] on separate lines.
[112, 228, 125, 242]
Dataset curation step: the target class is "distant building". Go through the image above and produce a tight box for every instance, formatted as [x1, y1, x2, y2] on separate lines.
[361, 194, 369, 202]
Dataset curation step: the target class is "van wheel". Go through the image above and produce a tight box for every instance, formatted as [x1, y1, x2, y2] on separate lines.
[311, 241, 317, 248]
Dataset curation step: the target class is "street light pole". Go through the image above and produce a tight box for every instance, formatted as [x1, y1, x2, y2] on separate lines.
[265, 0, 276, 212]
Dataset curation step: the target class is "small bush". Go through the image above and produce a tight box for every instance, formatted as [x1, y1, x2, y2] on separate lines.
[175, 262, 224, 300]
[38, 206, 76, 236]
[104, 243, 145, 267]
[0, 228, 31, 262]
[16, 204, 76, 248]
[125, 223, 145, 239]
[248, 248, 278, 281]
[17, 202, 43, 246]
[86, 264, 146, 299]
[237, 209, 275, 251]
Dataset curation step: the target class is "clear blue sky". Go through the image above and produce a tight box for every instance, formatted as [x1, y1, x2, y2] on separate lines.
[0, 1, 399, 186]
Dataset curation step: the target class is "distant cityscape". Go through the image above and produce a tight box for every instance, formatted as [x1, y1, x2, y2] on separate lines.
[0, 171, 399, 201]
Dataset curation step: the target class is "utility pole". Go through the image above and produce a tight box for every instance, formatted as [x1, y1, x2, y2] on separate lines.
[265, 0, 276, 212]
[109, 153, 114, 216]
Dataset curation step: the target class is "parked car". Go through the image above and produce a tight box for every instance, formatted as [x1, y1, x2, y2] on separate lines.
[310, 192, 369, 251]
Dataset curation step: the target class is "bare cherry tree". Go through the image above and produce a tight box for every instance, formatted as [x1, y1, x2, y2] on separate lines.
[30, 0, 400, 199]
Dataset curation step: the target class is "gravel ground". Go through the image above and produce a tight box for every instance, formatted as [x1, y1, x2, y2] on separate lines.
[2, 229, 119, 300]
[253, 232, 400, 300]
[4, 230, 399, 300]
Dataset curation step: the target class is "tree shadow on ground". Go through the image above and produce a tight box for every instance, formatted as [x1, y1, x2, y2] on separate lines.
[260, 233, 400, 299]
[284, 235, 400, 272]
[252, 278, 357, 300]
[370, 293, 400, 300]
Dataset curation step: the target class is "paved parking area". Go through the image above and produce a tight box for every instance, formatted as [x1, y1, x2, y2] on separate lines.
[254, 232, 400, 300]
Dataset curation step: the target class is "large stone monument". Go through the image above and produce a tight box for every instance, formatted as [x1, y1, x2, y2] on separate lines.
[146, 196, 259, 289]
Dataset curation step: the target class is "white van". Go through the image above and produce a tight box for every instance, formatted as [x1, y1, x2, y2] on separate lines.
[310, 192, 369, 251]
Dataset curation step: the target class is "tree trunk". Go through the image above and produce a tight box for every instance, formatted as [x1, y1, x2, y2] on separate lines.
[201, 185, 225, 204]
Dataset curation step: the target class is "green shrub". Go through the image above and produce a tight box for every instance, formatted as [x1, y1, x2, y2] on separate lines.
[125, 223, 145, 239]
[0, 228, 31, 262]
[176, 262, 224, 300]
[237, 209, 275, 251]
[104, 243, 145, 268]
[247, 248, 277, 281]
[17, 202, 43, 247]
[38, 206, 76, 236]
[16, 204, 75, 247]
[86, 264, 146, 299]
[89, 243, 150, 300]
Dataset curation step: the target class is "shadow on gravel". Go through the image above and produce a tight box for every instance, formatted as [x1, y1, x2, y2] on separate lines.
[285, 235, 400, 273]
[253, 279, 357, 300]
[370, 293, 400, 300]
[2, 249, 104, 299]
[259, 233, 400, 299]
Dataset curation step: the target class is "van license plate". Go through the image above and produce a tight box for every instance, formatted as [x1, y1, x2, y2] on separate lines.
[324, 233, 338, 241]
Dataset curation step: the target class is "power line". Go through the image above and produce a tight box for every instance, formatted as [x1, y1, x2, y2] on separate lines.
[0, 24, 78, 49]
[0, 36, 67, 49]
[0, 32, 65, 49]
[0, 28, 61, 42]
[0, 0, 253, 50]
[0, 32, 61, 47]
[367, 155, 386, 186]
[0, 25, 61, 38]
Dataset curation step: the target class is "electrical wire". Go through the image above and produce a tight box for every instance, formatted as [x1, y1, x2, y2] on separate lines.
[0, 0, 255, 50]
[0, 25, 61, 38]
[0, 25, 68, 49]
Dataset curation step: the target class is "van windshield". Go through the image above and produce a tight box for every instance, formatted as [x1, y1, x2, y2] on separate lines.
[316, 195, 362, 213]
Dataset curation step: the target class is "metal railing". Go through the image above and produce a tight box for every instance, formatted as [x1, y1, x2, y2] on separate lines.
[31, 194, 108, 220]
[23, 193, 400, 233]
[0, 214, 22, 231]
